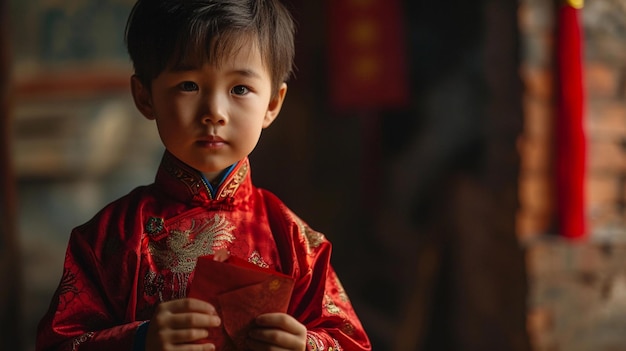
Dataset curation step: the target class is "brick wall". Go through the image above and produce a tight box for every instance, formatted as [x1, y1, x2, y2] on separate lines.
[518, 0, 557, 240]
[526, 241, 626, 350]
[519, 1, 626, 350]
[585, 5, 626, 237]
[518, 0, 626, 240]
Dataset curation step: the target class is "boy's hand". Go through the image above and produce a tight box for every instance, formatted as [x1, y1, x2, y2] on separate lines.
[247, 313, 307, 351]
[146, 298, 221, 351]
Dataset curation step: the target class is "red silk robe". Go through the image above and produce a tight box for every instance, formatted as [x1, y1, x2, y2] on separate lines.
[37, 151, 371, 351]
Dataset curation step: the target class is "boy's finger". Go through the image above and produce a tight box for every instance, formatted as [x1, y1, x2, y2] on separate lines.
[169, 313, 221, 329]
[165, 328, 211, 343]
[255, 312, 285, 325]
[247, 328, 303, 350]
[255, 313, 306, 335]
[167, 298, 217, 314]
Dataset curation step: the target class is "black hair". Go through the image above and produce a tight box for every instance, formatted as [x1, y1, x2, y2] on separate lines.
[125, 0, 295, 96]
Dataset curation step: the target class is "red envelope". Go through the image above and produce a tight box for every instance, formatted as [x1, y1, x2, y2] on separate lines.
[188, 254, 295, 350]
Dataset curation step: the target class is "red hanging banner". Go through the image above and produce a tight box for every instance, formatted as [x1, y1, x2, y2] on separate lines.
[555, 0, 586, 239]
[327, 0, 409, 111]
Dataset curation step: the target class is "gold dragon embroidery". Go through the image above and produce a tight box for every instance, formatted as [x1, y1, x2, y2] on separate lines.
[147, 214, 236, 299]
[149, 214, 236, 274]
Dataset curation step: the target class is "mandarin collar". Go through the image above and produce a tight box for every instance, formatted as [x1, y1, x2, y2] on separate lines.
[155, 151, 251, 207]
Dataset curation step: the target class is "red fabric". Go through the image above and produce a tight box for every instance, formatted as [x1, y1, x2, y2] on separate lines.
[327, 0, 409, 110]
[36, 151, 371, 351]
[555, 4, 586, 239]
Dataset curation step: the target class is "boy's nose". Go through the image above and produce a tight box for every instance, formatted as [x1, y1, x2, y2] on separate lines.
[202, 112, 226, 125]
[201, 98, 227, 125]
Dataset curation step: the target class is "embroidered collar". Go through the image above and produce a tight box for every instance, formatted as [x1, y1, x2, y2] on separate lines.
[155, 151, 251, 206]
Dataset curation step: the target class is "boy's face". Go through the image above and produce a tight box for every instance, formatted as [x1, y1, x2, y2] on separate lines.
[131, 42, 287, 180]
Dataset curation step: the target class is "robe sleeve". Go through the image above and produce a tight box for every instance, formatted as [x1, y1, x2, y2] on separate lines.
[36, 213, 143, 351]
[266, 194, 372, 351]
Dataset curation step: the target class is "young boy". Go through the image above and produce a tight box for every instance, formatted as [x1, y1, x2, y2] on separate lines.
[37, 0, 371, 351]
[36, 0, 371, 350]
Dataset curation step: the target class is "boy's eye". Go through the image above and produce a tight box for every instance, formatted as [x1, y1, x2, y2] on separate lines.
[231, 85, 249, 95]
[179, 81, 198, 91]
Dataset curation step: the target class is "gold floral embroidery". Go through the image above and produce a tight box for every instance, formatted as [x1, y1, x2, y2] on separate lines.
[341, 322, 355, 336]
[72, 332, 94, 351]
[333, 338, 343, 350]
[304, 227, 324, 249]
[248, 250, 269, 268]
[307, 334, 324, 351]
[324, 294, 341, 314]
[291, 213, 325, 253]
[163, 155, 204, 196]
[145, 217, 165, 237]
[144, 270, 165, 302]
[149, 214, 235, 274]
[217, 161, 248, 199]
[335, 276, 349, 303]
[307, 336, 317, 350]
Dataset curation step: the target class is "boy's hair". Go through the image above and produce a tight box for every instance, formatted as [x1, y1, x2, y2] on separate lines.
[125, 0, 295, 96]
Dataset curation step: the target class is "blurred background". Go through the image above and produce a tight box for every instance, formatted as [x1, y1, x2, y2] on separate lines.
[2, 0, 626, 350]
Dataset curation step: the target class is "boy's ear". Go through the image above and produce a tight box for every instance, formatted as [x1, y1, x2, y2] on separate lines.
[130, 75, 155, 120]
[263, 83, 288, 128]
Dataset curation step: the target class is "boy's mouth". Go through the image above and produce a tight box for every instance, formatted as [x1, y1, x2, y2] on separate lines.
[205, 135, 225, 142]
[198, 136, 226, 149]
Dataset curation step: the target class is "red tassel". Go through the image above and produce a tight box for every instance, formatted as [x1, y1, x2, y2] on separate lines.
[555, 4, 586, 239]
